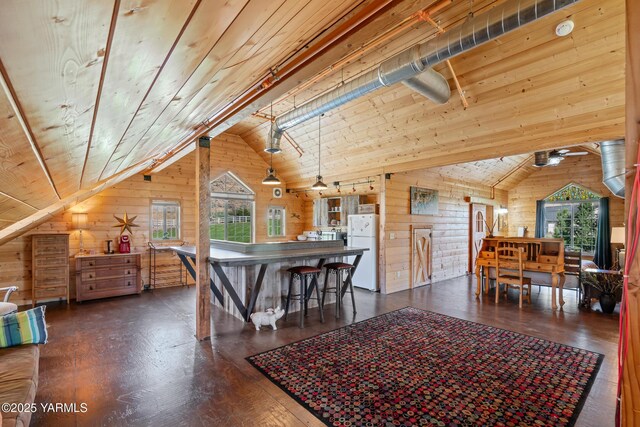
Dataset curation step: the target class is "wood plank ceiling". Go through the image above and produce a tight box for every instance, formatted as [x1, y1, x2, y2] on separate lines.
[233, 0, 624, 188]
[0, 0, 625, 231]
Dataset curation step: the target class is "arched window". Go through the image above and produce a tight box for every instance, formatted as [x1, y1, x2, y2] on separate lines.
[543, 183, 601, 253]
[476, 211, 484, 233]
[210, 172, 255, 243]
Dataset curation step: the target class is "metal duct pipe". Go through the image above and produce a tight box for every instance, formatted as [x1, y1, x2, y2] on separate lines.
[600, 139, 625, 198]
[402, 68, 451, 104]
[269, 0, 579, 151]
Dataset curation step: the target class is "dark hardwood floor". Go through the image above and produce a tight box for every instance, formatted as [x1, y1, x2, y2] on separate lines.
[32, 276, 618, 426]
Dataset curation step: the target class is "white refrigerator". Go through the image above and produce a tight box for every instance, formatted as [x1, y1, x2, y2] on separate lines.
[347, 214, 378, 291]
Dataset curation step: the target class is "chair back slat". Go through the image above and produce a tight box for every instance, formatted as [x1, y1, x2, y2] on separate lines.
[496, 247, 524, 280]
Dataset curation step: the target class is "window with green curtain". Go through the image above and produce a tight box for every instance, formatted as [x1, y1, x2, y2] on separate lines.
[543, 183, 601, 254]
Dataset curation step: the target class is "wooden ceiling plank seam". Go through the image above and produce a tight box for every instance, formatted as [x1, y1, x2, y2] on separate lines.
[129, 0, 319, 158]
[128, 0, 362, 168]
[79, 0, 122, 190]
[0, 58, 61, 200]
[144, 0, 397, 173]
[103, 0, 285, 178]
[91, 0, 204, 185]
[0, 189, 38, 211]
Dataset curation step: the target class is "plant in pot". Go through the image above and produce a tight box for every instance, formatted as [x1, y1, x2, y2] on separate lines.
[582, 268, 623, 314]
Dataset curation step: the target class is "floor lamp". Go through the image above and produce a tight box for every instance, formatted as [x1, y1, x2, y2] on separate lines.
[72, 213, 89, 255]
[610, 226, 625, 270]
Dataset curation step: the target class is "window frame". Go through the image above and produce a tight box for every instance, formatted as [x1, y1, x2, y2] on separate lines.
[267, 205, 286, 238]
[150, 199, 181, 241]
[209, 172, 256, 243]
[543, 200, 599, 255]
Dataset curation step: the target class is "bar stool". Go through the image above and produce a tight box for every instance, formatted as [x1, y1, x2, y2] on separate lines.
[321, 262, 356, 319]
[285, 266, 324, 328]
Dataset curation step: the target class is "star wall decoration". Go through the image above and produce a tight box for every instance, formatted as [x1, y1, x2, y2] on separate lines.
[113, 212, 140, 235]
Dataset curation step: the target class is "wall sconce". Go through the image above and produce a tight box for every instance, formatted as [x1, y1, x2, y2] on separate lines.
[72, 212, 89, 255]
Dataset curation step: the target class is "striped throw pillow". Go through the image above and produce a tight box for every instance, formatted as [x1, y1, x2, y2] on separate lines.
[0, 306, 48, 348]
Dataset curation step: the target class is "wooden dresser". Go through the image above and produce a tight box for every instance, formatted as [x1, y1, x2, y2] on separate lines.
[75, 253, 142, 302]
[32, 234, 70, 307]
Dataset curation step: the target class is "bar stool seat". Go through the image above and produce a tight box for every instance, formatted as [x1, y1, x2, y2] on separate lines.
[288, 266, 322, 275]
[323, 262, 353, 270]
[321, 262, 356, 319]
[285, 266, 324, 328]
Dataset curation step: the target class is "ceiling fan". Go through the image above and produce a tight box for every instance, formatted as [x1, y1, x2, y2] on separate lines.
[532, 148, 588, 167]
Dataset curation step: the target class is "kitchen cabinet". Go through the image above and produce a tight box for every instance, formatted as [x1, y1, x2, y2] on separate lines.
[313, 198, 328, 227]
[313, 195, 363, 227]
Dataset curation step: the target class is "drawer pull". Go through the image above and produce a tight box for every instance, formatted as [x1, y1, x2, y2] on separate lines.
[89, 274, 93, 278]
[89, 286, 93, 290]
[89, 262, 94, 266]
[127, 282, 131, 286]
[126, 259, 131, 263]
[127, 270, 130, 274]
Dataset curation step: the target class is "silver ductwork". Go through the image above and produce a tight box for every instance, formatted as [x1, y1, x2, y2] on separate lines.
[600, 139, 625, 198]
[269, 0, 580, 151]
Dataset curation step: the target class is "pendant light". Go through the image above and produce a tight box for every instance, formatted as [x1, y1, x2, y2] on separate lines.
[262, 105, 281, 185]
[311, 114, 327, 190]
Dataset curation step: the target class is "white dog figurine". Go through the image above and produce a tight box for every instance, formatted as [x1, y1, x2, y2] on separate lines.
[250, 306, 285, 331]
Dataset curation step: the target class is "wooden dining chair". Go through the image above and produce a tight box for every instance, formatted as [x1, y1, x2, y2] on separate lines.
[495, 247, 532, 308]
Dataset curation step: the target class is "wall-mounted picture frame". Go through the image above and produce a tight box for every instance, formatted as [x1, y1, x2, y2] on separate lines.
[410, 186, 439, 215]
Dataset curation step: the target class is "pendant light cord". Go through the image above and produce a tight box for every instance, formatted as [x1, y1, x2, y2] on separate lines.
[318, 115, 321, 176]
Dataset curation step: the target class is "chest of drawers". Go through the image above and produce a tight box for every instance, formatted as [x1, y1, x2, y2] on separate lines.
[32, 234, 70, 307]
[75, 253, 142, 302]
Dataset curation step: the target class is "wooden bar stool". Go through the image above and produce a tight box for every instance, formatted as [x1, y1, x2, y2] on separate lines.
[285, 266, 324, 328]
[321, 262, 356, 319]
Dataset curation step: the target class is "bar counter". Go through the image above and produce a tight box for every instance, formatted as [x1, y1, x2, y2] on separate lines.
[171, 240, 367, 321]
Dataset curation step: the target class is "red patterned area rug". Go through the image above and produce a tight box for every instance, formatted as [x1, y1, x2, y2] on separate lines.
[247, 307, 603, 427]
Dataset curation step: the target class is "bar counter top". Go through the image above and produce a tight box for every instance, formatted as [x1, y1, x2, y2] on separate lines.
[171, 240, 366, 266]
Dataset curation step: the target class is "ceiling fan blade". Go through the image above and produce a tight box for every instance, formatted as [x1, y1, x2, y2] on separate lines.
[563, 152, 588, 156]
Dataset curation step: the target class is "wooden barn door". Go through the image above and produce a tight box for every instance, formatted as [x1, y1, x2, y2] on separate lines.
[469, 203, 487, 273]
[411, 226, 432, 288]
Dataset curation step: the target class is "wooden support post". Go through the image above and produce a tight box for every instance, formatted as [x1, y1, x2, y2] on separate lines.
[622, 0, 640, 423]
[195, 136, 211, 341]
[379, 173, 387, 294]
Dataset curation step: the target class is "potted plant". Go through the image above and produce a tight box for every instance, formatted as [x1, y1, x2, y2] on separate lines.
[582, 269, 623, 314]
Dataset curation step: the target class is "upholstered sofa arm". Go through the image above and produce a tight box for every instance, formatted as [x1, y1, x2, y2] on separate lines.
[0, 286, 18, 302]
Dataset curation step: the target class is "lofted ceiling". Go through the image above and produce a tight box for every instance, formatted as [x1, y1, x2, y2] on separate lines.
[0, 0, 625, 236]
[233, 0, 624, 188]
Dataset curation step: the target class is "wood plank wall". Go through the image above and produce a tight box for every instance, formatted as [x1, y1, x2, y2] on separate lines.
[383, 169, 507, 294]
[507, 154, 625, 237]
[0, 133, 304, 305]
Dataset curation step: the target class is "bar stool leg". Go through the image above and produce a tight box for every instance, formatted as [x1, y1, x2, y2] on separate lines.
[347, 269, 356, 314]
[303, 274, 309, 317]
[314, 273, 324, 323]
[335, 270, 341, 320]
[321, 270, 329, 309]
[285, 273, 294, 319]
[299, 274, 305, 328]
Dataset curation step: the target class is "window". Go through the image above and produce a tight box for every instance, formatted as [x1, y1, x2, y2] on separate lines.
[543, 184, 600, 254]
[268, 206, 285, 237]
[151, 200, 180, 240]
[210, 172, 254, 243]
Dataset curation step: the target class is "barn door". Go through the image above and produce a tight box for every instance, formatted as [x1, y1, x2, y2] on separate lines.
[469, 203, 487, 273]
[411, 226, 432, 288]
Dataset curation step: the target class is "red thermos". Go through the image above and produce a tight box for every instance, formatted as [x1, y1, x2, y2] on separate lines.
[119, 235, 131, 253]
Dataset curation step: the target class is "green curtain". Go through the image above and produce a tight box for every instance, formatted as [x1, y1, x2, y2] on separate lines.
[593, 197, 611, 269]
[535, 200, 546, 238]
